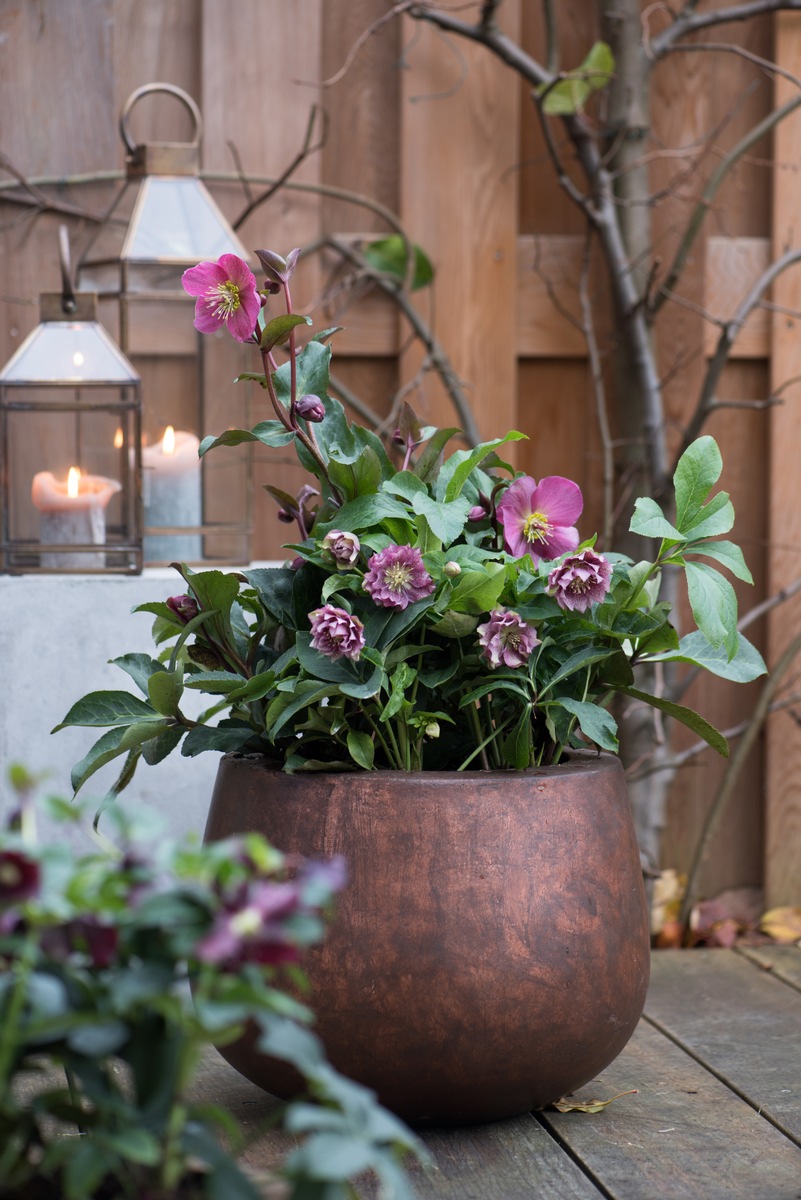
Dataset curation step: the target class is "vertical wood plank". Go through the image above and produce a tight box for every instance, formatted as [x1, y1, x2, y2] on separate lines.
[200, 0, 323, 561]
[767, 12, 801, 905]
[399, 3, 521, 447]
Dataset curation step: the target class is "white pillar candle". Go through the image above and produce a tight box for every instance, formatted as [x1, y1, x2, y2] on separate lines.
[142, 426, 202, 564]
[31, 468, 122, 570]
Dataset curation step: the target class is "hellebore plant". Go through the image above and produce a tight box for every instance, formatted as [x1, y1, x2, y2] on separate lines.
[58, 247, 766, 785]
[0, 769, 422, 1200]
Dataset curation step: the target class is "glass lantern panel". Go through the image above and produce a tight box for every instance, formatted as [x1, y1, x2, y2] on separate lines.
[121, 177, 248, 268]
[0, 322, 140, 385]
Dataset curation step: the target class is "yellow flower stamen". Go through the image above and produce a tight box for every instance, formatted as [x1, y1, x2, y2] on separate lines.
[522, 510, 552, 543]
[211, 280, 242, 318]
[385, 564, 412, 590]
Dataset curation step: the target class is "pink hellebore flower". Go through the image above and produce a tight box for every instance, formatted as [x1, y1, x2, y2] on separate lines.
[547, 549, 612, 612]
[362, 544, 435, 610]
[321, 529, 361, 569]
[477, 610, 540, 670]
[181, 254, 260, 343]
[309, 604, 365, 662]
[496, 475, 582, 561]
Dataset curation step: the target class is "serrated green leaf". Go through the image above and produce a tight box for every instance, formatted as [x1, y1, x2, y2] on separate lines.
[53, 690, 157, 731]
[442, 433, 526, 502]
[680, 490, 735, 540]
[558, 698, 619, 751]
[617, 684, 729, 756]
[449, 566, 506, 615]
[259, 312, 312, 352]
[645, 629, 767, 681]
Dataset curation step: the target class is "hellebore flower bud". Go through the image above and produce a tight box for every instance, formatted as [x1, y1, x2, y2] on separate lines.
[295, 393, 326, 423]
[255, 247, 301, 287]
[425, 721, 441, 739]
[166, 594, 200, 623]
[322, 529, 361, 568]
[443, 561, 461, 578]
[391, 429, 405, 446]
[276, 508, 295, 524]
[468, 504, 489, 524]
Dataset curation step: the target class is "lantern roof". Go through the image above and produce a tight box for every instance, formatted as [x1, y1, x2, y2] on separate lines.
[120, 174, 249, 265]
[0, 294, 140, 386]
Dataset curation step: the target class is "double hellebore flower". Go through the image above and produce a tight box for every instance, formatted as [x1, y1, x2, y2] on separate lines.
[309, 604, 366, 662]
[496, 475, 582, 561]
[362, 544, 435, 611]
[321, 530, 361, 569]
[181, 253, 260, 342]
[548, 549, 612, 613]
[477, 609, 540, 670]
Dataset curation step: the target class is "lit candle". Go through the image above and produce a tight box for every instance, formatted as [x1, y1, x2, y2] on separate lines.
[142, 426, 202, 563]
[31, 467, 122, 570]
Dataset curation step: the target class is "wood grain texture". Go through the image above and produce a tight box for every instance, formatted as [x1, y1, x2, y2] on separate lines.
[399, 2, 521, 445]
[767, 12, 801, 906]
[542, 1017, 801, 1200]
[736, 944, 801, 993]
[646, 949, 801, 1144]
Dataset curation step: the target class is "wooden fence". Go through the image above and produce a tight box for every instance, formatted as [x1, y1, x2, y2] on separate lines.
[1, 0, 800, 906]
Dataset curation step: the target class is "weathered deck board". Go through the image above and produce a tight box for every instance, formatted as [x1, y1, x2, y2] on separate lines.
[540, 1019, 801, 1200]
[645, 948, 801, 1145]
[189, 948, 801, 1198]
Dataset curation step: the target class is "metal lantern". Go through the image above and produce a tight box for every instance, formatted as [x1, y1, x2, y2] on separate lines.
[77, 82, 253, 565]
[0, 276, 142, 574]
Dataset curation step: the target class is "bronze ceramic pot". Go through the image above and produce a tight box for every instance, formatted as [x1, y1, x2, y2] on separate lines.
[203, 751, 650, 1126]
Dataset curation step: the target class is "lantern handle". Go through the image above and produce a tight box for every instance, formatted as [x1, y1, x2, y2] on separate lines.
[58, 224, 77, 315]
[119, 83, 203, 155]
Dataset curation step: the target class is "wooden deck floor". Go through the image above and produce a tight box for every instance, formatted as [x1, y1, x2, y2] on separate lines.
[196, 945, 801, 1199]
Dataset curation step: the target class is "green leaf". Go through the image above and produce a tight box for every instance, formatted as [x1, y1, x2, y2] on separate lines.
[53, 690, 157, 731]
[684, 560, 739, 658]
[441, 432, 526, 502]
[502, 708, 533, 770]
[69, 727, 127, 794]
[411, 493, 471, 546]
[629, 497, 683, 542]
[618, 684, 729, 756]
[685, 538, 753, 583]
[259, 312, 312, 352]
[110, 652, 165, 697]
[286, 1132, 378, 1181]
[413, 426, 462, 484]
[680, 490, 735, 540]
[199, 421, 296, 455]
[147, 668, 183, 717]
[142, 725, 184, 765]
[97, 1127, 161, 1166]
[363, 235, 434, 290]
[558, 698, 619, 751]
[274, 339, 332, 409]
[645, 629, 767, 681]
[180, 726, 256, 756]
[347, 728, 375, 770]
[449, 565, 506, 614]
[428, 610, 480, 638]
[539, 41, 615, 115]
[673, 435, 722, 530]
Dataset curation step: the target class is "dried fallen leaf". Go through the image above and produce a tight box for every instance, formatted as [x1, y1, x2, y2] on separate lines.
[760, 905, 801, 944]
[550, 1089, 638, 1114]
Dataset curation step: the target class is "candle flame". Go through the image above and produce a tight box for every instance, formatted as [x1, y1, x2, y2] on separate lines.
[113, 427, 124, 450]
[162, 425, 176, 456]
[67, 467, 81, 498]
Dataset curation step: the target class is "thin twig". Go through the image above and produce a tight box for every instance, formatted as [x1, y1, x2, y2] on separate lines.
[649, 0, 801, 59]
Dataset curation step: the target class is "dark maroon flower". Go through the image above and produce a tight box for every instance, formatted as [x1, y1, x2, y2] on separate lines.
[0, 850, 39, 905]
[196, 880, 304, 968]
[167, 594, 199, 623]
[362, 545, 435, 611]
[547, 549, 612, 612]
[477, 609, 540, 670]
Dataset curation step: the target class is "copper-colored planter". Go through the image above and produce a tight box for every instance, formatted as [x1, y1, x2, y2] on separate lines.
[204, 752, 650, 1126]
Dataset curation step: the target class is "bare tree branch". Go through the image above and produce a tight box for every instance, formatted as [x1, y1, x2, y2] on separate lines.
[649, 0, 801, 59]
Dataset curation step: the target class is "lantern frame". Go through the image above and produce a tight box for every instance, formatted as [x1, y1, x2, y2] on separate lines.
[0, 291, 143, 575]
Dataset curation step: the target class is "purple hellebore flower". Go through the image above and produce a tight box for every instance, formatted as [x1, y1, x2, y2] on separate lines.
[309, 604, 366, 662]
[547, 548, 612, 612]
[295, 393, 326, 423]
[167, 594, 200, 623]
[0, 850, 39, 905]
[195, 880, 304, 969]
[321, 529, 361, 569]
[477, 609, 540, 670]
[181, 254, 261, 342]
[496, 475, 582, 561]
[362, 544, 435, 610]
